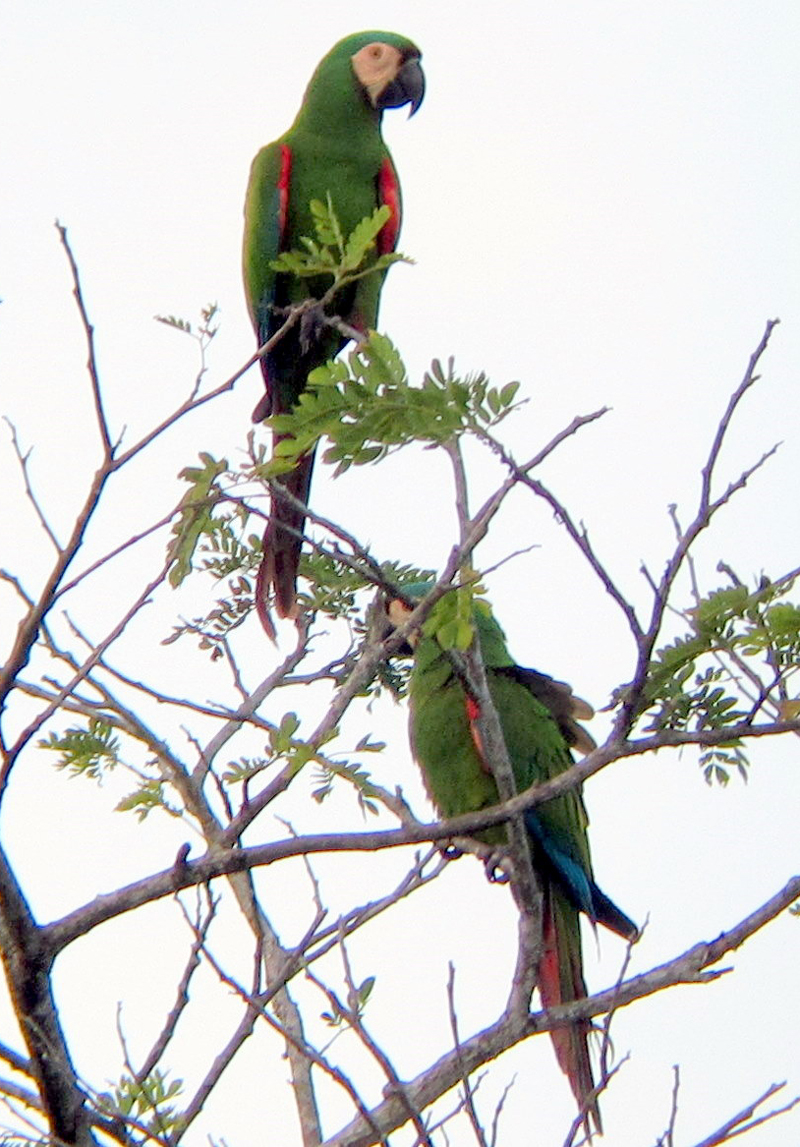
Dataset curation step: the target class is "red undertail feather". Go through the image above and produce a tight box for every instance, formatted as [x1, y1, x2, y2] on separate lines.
[539, 893, 601, 1136]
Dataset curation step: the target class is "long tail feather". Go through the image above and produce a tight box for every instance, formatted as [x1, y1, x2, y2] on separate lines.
[539, 890, 601, 1137]
[254, 556, 277, 642]
[590, 884, 639, 942]
[255, 445, 315, 637]
[525, 809, 639, 945]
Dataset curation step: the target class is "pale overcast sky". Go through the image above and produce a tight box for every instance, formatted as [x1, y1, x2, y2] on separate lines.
[1, 3, 799, 1144]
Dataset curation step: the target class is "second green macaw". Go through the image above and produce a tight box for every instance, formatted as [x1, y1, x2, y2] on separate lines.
[243, 32, 424, 635]
[387, 591, 638, 1133]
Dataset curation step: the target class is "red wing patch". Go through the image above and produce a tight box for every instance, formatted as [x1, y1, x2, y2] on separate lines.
[377, 157, 401, 254]
[464, 696, 491, 773]
[277, 144, 291, 241]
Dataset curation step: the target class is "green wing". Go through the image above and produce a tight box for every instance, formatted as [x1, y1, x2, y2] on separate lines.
[404, 597, 637, 1133]
[243, 141, 285, 335]
[242, 36, 423, 631]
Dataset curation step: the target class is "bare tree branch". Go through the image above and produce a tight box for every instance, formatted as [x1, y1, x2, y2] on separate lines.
[446, 962, 490, 1147]
[0, 840, 96, 1145]
[56, 223, 113, 458]
[690, 1080, 799, 1147]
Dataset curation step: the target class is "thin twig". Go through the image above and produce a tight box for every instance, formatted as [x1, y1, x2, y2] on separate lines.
[307, 952, 433, 1146]
[446, 962, 489, 1147]
[656, 1064, 680, 1147]
[610, 320, 781, 743]
[477, 416, 642, 641]
[1, 553, 173, 790]
[56, 223, 112, 457]
[2, 418, 63, 550]
[174, 933, 264, 1139]
[135, 894, 217, 1083]
[690, 1080, 799, 1147]
[199, 942, 388, 1145]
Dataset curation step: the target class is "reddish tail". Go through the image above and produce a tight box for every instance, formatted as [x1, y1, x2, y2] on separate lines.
[255, 445, 315, 639]
[538, 890, 601, 1136]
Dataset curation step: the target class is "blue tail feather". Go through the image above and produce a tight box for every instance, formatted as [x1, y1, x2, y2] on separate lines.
[523, 810, 596, 918]
[524, 810, 637, 940]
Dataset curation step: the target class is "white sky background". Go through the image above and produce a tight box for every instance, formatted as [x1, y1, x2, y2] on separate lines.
[1, 1, 799, 1144]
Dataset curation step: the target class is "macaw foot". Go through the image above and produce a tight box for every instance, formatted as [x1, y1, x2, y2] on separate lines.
[438, 840, 463, 861]
[483, 848, 511, 883]
[299, 303, 327, 353]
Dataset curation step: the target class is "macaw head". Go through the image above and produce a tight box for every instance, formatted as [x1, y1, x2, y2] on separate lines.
[349, 35, 425, 116]
[304, 32, 425, 120]
[376, 580, 433, 654]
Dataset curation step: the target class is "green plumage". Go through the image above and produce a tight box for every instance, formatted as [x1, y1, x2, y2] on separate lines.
[410, 608, 591, 862]
[242, 33, 423, 628]
[401, 599, 637, 1132]
[243, 35, 407, 412]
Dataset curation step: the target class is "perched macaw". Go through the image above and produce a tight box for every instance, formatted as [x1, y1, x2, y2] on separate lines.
[243, 32, 424, 634]
[387, 591, 638, 1133]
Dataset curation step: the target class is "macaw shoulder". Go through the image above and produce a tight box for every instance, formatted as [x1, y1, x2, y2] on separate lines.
[245, 140, 291, 222]
[243, 141, 292, 321]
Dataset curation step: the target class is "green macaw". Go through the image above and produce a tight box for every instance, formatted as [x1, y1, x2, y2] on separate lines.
[243, 32, 424, 635]
[387, 591, 638, 1133]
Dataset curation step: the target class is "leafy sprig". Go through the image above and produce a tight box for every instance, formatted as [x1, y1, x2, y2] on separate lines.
[39, 718, 121, 779]
[265, 335, 522, 478]
[642, 577, 800, 782]
[97, 1069, 185, 1137]
[269, 197, 408, 286]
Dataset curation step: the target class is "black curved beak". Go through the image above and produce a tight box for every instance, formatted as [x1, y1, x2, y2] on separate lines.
[376, 56, 425, 117]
